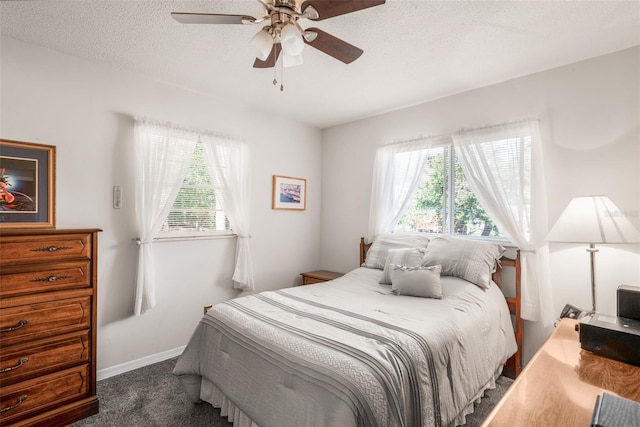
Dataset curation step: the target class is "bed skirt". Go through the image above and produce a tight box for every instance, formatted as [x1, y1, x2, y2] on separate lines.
[450, 367, 502, 427]
[200, 378, 259, 427]
[198, 366, 504, 427]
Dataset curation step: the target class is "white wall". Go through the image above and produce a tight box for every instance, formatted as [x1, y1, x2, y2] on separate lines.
[320, 46, 640, 365]
[1, 37, 323, 372]
[3, 35, 639, 374]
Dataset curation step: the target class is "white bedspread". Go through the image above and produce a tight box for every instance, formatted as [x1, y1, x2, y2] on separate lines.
[173, 267, 517, 427]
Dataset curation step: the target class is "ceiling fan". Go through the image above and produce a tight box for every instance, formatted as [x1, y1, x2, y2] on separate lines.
[171, 0, 386, 69]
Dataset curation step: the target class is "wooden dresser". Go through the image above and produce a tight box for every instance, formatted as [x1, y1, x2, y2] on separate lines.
[482, 318, 640, 426]
[0, 228, 100, 426]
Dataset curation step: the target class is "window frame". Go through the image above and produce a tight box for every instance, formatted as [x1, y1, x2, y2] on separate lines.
[394, 139, 526, 241]
[158, 140, 234, 239]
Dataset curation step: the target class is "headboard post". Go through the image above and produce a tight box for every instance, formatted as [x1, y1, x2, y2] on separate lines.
[360, 237, 372, 266]
[496, 250, 522, 378]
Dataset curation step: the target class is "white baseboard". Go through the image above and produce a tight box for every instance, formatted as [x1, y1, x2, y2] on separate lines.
[97, 345, 185, 381]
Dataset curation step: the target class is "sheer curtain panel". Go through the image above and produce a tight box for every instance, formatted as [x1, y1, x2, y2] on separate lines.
[453, 118, 554, 325]
[133, 118, 197, 315]
[202, 136, 254, 292]
[368, 139, 437, 241]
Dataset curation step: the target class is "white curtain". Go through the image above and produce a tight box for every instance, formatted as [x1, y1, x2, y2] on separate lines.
[133, 118, 197, 315]
[368, 138, 440, 241]
[453, 118, 554, 325]
[201, 136, 254, 292]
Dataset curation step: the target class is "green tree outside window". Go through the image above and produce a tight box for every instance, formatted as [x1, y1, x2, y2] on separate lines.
[396, 147, 502, 237]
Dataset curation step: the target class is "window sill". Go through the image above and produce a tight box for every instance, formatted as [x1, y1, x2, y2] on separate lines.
[134, 233, 237, 245]
[394, 231, 515, 247]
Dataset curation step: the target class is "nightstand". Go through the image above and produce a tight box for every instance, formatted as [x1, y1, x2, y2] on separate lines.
[300, 270, 344, 285]
[482, 318, 640, 426]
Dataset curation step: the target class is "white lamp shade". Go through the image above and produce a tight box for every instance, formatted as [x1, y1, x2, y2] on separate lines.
[280, 24, 304, 57]
[283, 52, 303, 67]
[546, 196, 640, 244]
[249, 29, 274, 61]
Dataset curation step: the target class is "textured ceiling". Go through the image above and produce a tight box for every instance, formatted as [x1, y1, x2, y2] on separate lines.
[1, 0, 639, 129]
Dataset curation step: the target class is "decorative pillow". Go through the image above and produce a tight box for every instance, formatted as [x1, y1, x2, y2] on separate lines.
[390, 264, 443, 299]
[380, 247, 426, 284]
[363, 233, 431, 270]
[421, 235, 504, 290]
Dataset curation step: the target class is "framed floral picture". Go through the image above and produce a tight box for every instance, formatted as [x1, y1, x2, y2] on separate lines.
[0, 139, 56, 228]
[272, 175, 306, 211]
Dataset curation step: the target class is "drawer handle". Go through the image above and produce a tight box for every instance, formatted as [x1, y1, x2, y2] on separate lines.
[0, 358, 29, 373]
[1, 319, 29, 332]
[30, 245, 73, 253]
[31, 274, 72, 283]
[0, 395, 28, 414]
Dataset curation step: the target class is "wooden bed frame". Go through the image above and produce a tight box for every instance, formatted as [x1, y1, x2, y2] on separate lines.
[359, 237, 522, 378]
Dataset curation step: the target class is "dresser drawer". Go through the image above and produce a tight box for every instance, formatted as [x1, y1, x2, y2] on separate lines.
[0, 261, 91, 298]
[0, 233, 91, 267]
[1, 331, 90, 386]
[0, 364, 90, 425]
[0, 296, 91, 347]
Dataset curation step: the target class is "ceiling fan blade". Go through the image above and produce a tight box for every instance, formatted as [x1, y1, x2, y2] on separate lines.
[300, 0, 385, 21]
[171, 12, 256, 25]
[304, 28, 363, 64]
[253, 44, 281, 68]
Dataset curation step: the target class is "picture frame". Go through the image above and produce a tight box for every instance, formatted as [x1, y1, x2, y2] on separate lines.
[272, 175, 306, 211]
[0, 139, 56, 228]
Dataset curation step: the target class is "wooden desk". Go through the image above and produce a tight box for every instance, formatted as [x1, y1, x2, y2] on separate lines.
[483, 318, 640, 427]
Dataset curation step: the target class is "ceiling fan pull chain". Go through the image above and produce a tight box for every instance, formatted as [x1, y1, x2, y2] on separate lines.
[280, 58, 284, 91]
[273, 48, 278, 87]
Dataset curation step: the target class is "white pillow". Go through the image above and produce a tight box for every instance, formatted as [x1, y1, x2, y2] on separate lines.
[380, 247, 426, 284]
[422, 235, 504, 290]
[390, 264, 443, 299]
[363, 233, 431, 270]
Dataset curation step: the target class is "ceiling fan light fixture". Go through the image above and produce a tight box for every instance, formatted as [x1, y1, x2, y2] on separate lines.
[302, 5, 320, 20]
[280, 23, 304, 57]
[302, 30, 318, 43]
[283, 52, 303, 68]
[249, 27, 274, 61]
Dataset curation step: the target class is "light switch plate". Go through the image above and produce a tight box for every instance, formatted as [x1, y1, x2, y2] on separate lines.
[113, 186, 121, 209]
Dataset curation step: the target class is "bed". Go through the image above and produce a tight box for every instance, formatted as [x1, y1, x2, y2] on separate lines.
[173, 234, 522, 427]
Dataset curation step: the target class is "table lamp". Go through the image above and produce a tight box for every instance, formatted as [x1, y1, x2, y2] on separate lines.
[546, 195, 640, 311]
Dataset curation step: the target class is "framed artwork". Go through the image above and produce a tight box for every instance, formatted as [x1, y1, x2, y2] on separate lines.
[0, 139, 56, 228]
[272, 175, 306, 211]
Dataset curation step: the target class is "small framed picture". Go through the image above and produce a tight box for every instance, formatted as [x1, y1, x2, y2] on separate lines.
[0, 139, 56, 228]
[272, 175, 306, 211]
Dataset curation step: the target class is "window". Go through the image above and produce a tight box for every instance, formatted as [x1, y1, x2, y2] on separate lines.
[395, 137, 531, 239]
[134, 118, 254, 314]
[371, 118, 551, 323]
[160, 141, 231, 236]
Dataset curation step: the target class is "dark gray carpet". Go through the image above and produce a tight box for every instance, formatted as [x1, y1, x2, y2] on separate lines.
[72, 358, 512, 426]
